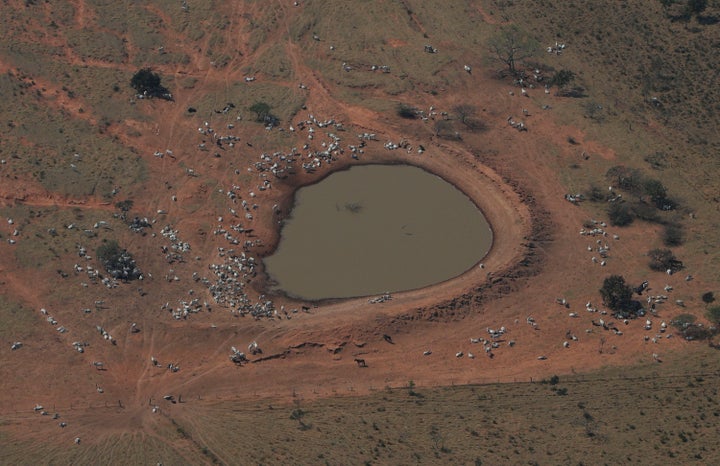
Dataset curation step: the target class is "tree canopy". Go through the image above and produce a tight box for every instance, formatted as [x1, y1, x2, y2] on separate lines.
[249, 101, 279, 126]
[488, 25, 538, 75]
[130, 68, 172, 100]
[97, 240, 142, 281]
[648, 248, 683, 272]
[551, 69, 576, 88]
[599, 275, 635, 312]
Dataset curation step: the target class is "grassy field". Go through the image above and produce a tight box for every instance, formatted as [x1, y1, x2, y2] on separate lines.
[174, 346, 720, 465]
[1, 344, 718, 465]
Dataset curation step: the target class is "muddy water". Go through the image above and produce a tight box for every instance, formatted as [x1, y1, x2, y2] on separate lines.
[263, 164, 492, 300]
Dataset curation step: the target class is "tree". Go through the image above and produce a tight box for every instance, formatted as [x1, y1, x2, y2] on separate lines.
[550, 69, 576, 89]
[97, 240, 142, 281]
[130, 68, 172, 100]
[115, 199, 134, 213]
[433, 119, 460, 140]
[663, 223, 683, 246]
[488, 25, 538, 75]
[249, 101, 279, 126]
[606, 165, 643, 193]
[672, 313, 696, 330]
[702, 291, 715, 305]
[453, 104, 487, 132]
[648, 248, 683, 272]
[397, 103, 418, 119]
[643, 178, 671, 209]
[607, 202, 634, 226]
[599, 275, 635, 312]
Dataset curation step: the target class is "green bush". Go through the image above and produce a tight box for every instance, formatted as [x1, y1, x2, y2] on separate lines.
[643, 178, 668, 206]
[249, 101, 269, 120]
[608, 202, 634, 226]
[586, 185, 608, 202]
[249, 102, 279, 126]
[707, 306, 720, 324]
[397, 104, 418, 119]
[97, 240, 141, 281]
[701, 292, 715, 304]
[648, 248, 683, 272]
[130, 68, 172, 100]
[606, 166, 643, 193]
[672, 313, 696, 330]
[550, 69, 575, 88]
[629, 201, 660, 222]
[663, 223, 683, 246]
[599, 275, 634, 312]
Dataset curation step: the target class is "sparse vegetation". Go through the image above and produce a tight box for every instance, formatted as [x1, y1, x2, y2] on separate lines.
[707, 306, 720, 325]
[3, 1, 720, 464]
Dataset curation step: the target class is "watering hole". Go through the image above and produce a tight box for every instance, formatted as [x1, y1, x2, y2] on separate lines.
[263, 164, 493, 300]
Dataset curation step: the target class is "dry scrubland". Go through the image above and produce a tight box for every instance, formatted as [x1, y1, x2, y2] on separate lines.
[1, 0, 719, 464]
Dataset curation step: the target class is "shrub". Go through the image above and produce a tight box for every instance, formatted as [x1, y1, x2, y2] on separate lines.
[249, 101, 278, 125]
[97, 240, 142, 281]
[453, 104, 486, 131]
[643, 178, 668, 207]
[397, 104, 418, 119]
[702, 292, 715, 304]
[606, 166, 643, 193]
[599, 275, 634, 312]
[586, 185, 608, 202]
[682, 324, 715, 341]
[663, 223, 683, 246]
[707, 306, 720, 324]
[130, 68, 172, 100]
[487, 25, 538, 75]
[648, 248, 683, 272]
[629, 201, 660, 222]
[115, 199, 134, 212]
[434, 120, 460, 140]
[550, 69, 575, 88]
[608, 202, 634, 226]
[557, 86, 587, 98]
[672, 313, 696, 330]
